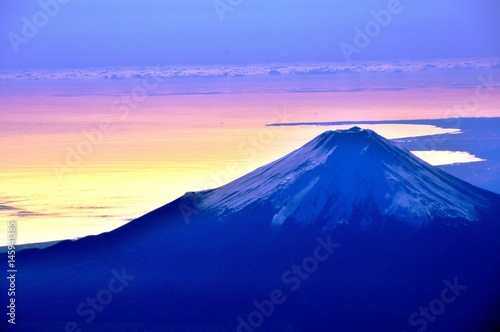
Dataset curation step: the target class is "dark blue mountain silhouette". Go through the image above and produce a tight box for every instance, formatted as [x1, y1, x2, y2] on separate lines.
[2, 128, 500, 332]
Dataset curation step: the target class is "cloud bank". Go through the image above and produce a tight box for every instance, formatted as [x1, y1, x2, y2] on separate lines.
[1, 57, 498, 81]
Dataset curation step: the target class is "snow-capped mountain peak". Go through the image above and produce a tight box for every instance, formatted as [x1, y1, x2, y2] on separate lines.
[198, 127, 492, 229]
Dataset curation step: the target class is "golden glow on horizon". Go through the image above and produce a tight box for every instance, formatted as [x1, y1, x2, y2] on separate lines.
[1, 88, 499, 245]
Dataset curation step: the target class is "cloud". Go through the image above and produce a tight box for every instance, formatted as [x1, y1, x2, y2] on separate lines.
[0, 202, 48, 217]
[1, 57, 498, 81]
[15, 210, 47, 217]
[0, 204, 17, 211]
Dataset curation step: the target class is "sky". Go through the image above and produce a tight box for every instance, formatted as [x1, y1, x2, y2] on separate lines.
[0, 1, 499, 245]
[0, 0, 499, 69]
[1, 64, 499, 245]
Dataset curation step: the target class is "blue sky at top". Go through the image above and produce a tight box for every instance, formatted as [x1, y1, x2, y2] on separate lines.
[0, 0, 499, 69]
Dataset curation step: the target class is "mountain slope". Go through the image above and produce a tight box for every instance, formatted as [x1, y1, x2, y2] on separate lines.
[2, 127, 500, 332]
[194, 127, 494, 229]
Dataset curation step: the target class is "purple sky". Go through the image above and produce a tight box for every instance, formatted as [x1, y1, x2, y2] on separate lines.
[1, 0, 499, 69]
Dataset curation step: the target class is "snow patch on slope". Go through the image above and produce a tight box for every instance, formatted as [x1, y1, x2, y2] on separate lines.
[272, 176, 320, 226]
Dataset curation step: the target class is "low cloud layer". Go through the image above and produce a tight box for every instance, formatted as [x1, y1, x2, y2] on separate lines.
[1, 57, 498, 81]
